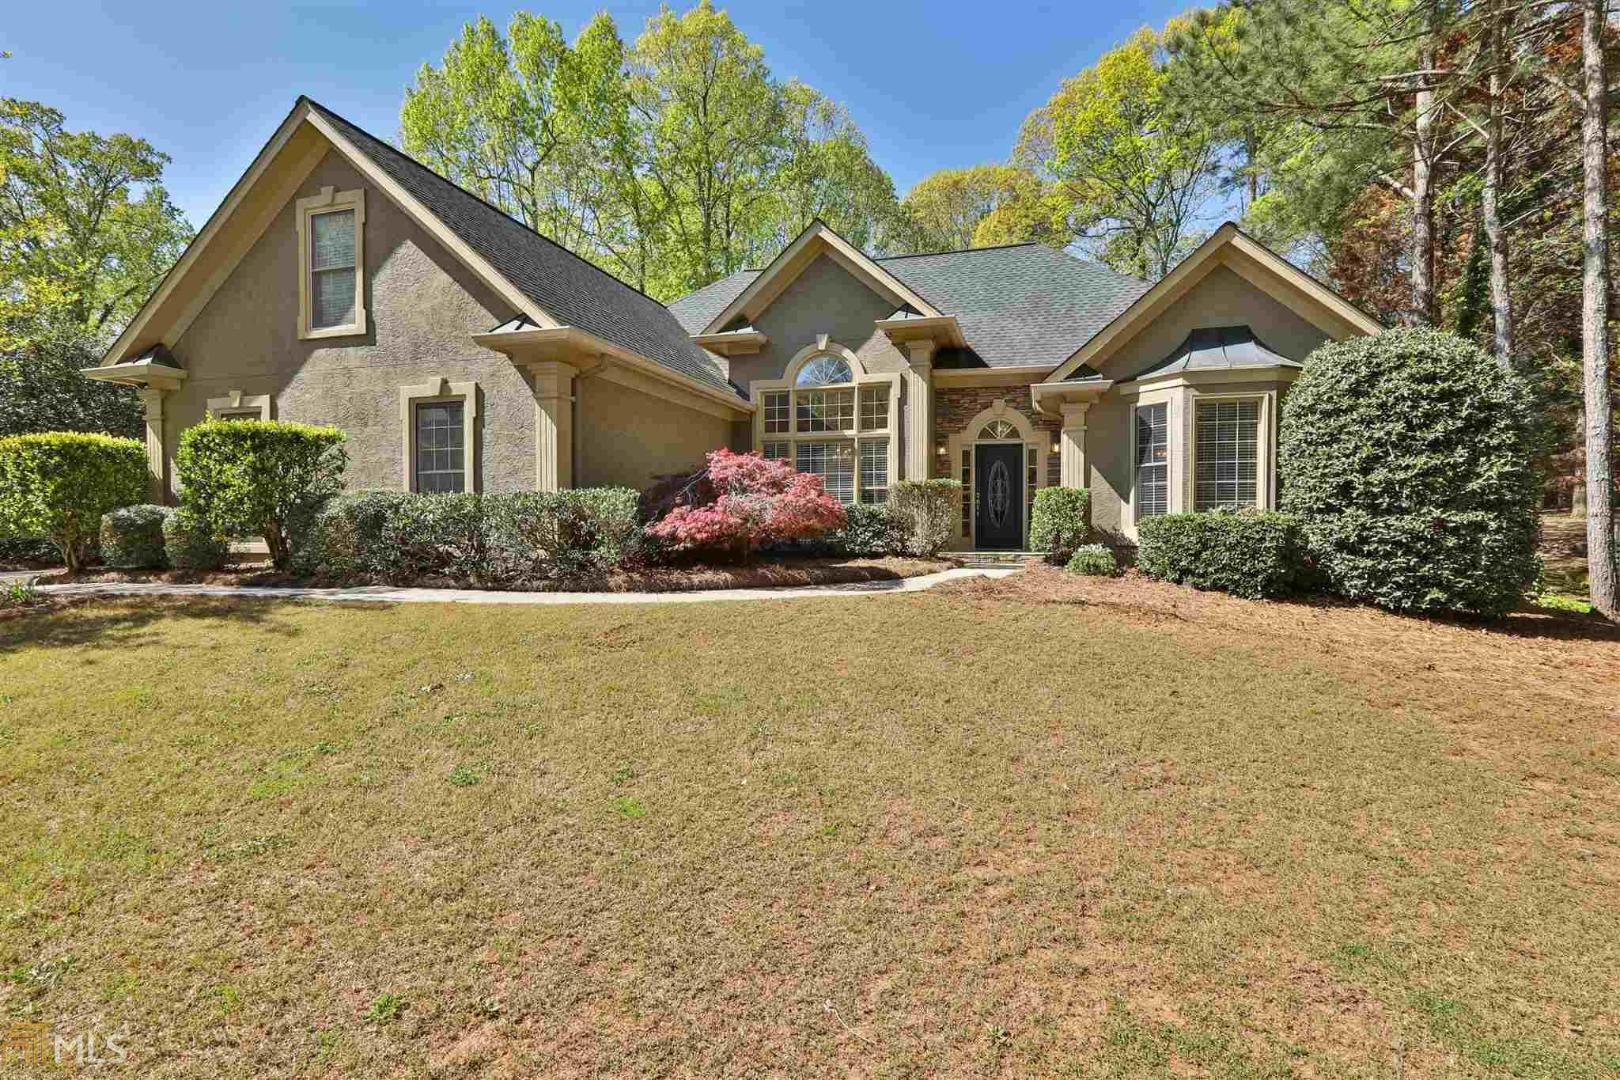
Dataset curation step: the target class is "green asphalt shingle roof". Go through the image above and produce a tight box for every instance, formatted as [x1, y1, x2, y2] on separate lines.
[666, 243, 1150, 370]
[308, 99, 734, 395]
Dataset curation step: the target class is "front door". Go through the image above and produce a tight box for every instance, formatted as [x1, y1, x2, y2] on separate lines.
[974, 443, 1025, 549]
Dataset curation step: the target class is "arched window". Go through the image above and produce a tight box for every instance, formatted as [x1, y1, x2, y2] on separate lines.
[979, 419, 1019, 440]
[795, 356, 853, 387]
[756, 347, 897, 506]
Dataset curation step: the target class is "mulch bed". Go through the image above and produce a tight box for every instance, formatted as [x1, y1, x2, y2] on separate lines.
[23, 556, 951, 594]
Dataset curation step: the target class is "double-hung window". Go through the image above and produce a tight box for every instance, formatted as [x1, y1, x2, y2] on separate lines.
[1194, 400, 1260, 510]
[298, 188, 366, 338]
[1134, 403, 1169, 518]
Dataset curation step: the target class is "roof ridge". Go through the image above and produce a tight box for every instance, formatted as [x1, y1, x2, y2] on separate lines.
[300, 97, 672, 315]
[877, 240, 1043, 261]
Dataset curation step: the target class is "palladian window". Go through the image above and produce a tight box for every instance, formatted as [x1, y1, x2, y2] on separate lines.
[754, 350, 897, 505]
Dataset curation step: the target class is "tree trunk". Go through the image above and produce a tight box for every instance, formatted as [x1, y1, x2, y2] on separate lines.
[1581, 0, 1617, 618]
[1409, 40, 1438, 325]
[1483, 2, 1515, 365]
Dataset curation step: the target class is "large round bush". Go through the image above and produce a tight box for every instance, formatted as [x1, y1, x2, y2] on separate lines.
[1279, 328, 1540, 617]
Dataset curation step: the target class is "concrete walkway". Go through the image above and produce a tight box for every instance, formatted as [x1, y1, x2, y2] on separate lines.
[31, 567, 1017, 606]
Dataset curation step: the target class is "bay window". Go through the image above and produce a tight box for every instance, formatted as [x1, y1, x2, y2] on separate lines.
[1194, 399, 1260, 510]
[1134, 402, 1169, 518]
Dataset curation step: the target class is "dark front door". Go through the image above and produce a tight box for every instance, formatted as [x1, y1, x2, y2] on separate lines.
[974, 443, 1024, 549]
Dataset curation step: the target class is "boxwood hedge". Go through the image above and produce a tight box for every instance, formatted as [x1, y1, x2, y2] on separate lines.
[1030, 487, 1090, 561]
[100, 504, 170, 569]
[1137, 509, 1307, 599]
[1280, 328, 1540, 617]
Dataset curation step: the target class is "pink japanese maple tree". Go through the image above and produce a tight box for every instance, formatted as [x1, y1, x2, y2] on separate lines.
[647, 449, 846, 558]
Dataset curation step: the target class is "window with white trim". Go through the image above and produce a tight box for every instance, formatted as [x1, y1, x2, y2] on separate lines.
[796, 440, 854, 503]
[1135, 403, 1169, 518]
[859, 439, 889, 504]
[1194, 400, 1260, 510]
[414, 401, 466, 494]
[752, 349, 897, 504]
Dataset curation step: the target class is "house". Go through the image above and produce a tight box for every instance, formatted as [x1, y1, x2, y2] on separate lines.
[86, 98, 1381, 550]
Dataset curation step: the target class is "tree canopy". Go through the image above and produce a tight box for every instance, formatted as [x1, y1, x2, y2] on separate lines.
[401, 2, 900, 300]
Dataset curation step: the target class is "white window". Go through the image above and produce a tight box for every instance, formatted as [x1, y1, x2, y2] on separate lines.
[859, 439, 889, 504]
[796, 440, 854, 503]
[1135, 403, 1169, 518]
[763, 391, 790, 434]
[1195, 400, 1260, 510]
[297, 187, 366, 338]
[751, 347, 898, 504]
[859, 385, 889, 431]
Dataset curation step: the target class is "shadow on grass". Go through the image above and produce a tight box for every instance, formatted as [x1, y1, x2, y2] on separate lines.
[0, 596, 303, 656]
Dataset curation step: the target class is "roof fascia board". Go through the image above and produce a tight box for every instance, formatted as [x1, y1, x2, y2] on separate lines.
[1220, 234, 1384, 338]
[102, 101, 318, 365]
[701, 222, 942, 334]
[1045, 224, 1383, 384]
[472, 325, 751, 417]
[301, 110, 559, 331]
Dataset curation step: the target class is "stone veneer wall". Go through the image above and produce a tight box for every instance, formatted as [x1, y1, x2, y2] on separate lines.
[932, 386, 1061, 488]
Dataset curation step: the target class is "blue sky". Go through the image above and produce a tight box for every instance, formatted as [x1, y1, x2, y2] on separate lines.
[5, 0, 1194, 228]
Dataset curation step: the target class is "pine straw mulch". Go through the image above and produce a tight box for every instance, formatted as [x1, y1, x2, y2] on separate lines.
[25, 556, 951, 595]
[938, 564, 1620, 725]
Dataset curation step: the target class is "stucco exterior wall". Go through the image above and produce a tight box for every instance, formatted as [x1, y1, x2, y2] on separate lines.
[1094, 264, 1330, 382]
[575, 375, 733, 489]
[166, 151, 533, 495]
[727, 254, 910, 387]
[1082, 378, 1296, 540]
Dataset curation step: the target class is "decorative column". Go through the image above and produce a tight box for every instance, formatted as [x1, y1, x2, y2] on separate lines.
[903, 340, 935, 481]
[1059, 402, 1090, 488]
[138, 387, 168, 501]
[528, 360, 577, 492]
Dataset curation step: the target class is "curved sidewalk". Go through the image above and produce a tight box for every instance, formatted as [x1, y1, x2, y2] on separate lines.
[30, 567, 1017, 606]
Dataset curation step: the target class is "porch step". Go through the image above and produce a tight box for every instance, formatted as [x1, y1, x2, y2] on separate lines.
[948, 551, 1046, 571]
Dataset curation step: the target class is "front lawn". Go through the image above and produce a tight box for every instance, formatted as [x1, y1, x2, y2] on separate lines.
[1, 578, 1617, 1077]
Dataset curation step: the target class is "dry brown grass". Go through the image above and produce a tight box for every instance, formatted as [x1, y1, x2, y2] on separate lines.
[1, 579, 1616, 1078]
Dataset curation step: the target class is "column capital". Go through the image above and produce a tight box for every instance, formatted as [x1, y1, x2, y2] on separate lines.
[905, 339, 935, 370]
[526, 359, 578, 399]
[1059, 400, 1091, 426]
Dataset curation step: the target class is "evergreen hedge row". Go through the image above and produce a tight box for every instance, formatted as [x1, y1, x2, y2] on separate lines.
[1137, 509, 1307, 599]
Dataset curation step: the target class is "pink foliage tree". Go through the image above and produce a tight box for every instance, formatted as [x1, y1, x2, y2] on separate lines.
[647, 449, 846, 559]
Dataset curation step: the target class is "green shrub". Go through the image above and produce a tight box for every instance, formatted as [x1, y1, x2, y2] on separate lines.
[1280, 328, 1540, 617]
[176, 420, 347, 569]
[0, 432, 147, 571]
[1137, 509, 1307, 599]
[0, 536, 58, 566]
[1065, 544, 1119, 576]
[827, 503, 906, 557]
[162, 508, 229, 571]
[1030, 487, 1090, 560]
[295, 489, 642, 586]
[290, 492, 411, 579]
[888, 479, 961, 557]
[100, 504, 170, 568]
